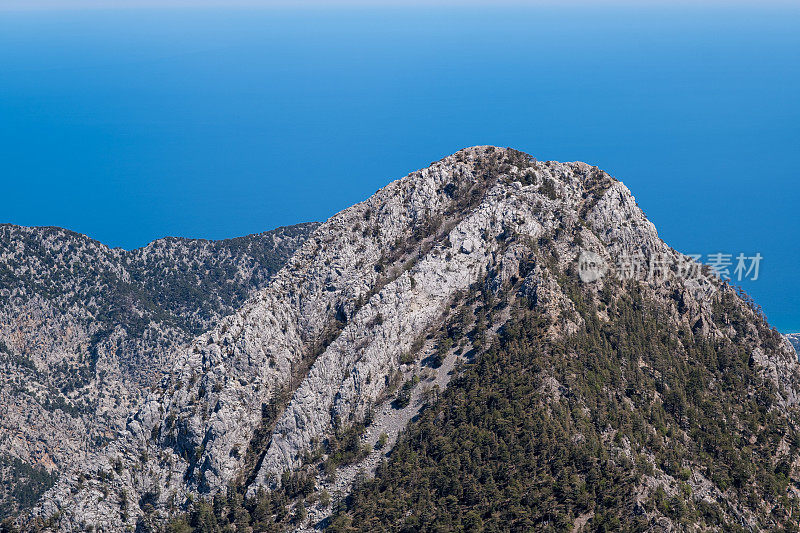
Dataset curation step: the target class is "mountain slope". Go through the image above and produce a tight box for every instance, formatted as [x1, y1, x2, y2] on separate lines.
[0, 223, 317, 517]
[344, 281, 797, 531]
[24, 147, 800, 532]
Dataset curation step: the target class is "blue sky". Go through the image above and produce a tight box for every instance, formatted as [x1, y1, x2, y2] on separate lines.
[0, 5, 798, 330]
[4, 1, 798, 8]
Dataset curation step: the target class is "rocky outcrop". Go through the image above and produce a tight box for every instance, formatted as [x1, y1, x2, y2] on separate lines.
[787, 333, 800, 356]
[0, 223, 317, 517]
[22, 147, 799, 531]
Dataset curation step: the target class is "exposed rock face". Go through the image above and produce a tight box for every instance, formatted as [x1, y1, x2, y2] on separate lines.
[18, 147, 800, 531]
[787, 333, 800, 356]
[0, 223, 317, 517]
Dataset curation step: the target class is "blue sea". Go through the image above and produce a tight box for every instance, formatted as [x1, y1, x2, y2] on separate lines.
[0, 6, 798, 330]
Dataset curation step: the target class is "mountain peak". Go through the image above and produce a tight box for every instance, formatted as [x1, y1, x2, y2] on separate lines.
[20, 149, 800, 532]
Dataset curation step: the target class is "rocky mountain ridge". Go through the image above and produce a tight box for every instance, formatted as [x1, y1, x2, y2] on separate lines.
[0, 222, 318, 517]
[12, 146, 800, 531]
